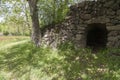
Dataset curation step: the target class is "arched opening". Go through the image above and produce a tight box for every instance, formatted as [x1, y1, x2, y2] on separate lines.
[86, 23, 107, 50]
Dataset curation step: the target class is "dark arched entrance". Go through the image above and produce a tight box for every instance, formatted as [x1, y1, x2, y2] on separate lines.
[86, 23, 107, 49]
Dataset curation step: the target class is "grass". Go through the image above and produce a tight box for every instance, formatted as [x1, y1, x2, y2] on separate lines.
[0, 42, 120, 80]
[0, 36, 29, 51]
[0, 36, 29, 47]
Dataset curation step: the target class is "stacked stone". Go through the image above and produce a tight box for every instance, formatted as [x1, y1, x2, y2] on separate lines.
[41, 0, 120, 48]
[69, 0, 120, 48]
[107, 31, 120, 48]
[103, 0, 120, 48]
[41, 21, 76, 48]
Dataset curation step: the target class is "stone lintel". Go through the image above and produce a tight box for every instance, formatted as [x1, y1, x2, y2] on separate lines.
[107, 25, 120, 31]
[85, 17, 110, 24]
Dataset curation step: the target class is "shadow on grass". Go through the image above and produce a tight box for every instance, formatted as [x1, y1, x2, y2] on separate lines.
[0, 42, 120, 80]
[58, 43, 120, 80]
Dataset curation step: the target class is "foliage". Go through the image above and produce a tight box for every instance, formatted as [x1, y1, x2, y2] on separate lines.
[38, 0, 86, 27]
[0, 0, 31, 36]
[3, 31, 9, 36]
[0, 0, 87, 35]
[0, 42, 120, 80]
[38, 0, 70, 28]
[0, 0, 94, 35]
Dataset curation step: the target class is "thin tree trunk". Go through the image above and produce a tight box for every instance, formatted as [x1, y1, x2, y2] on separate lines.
[24, 2, 31, 35]
[28, 0, 41, 46]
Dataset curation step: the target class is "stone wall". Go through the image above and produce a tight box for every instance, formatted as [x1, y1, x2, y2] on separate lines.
[41, 0, 120, 48]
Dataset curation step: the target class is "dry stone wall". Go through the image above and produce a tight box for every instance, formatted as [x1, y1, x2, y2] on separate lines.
[41, 0, 120, 48]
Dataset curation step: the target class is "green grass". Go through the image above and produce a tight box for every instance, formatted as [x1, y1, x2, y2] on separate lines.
[0, 36, 29, 48]
[0, 42, 120, 80]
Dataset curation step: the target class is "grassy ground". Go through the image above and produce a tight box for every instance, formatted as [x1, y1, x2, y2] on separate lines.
[0, 41, 120, 80]
[0, 36, 29, 48]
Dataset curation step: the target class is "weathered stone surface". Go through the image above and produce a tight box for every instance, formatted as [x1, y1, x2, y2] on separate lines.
[111, 20, 120, 25]
[76, 34, 82, 40]
[85, 17, 110, 24]
[104, 1, 114, 8]
[117, 10, 120, 16]
[106, 23, 113, 26]
[111, 3, 119, 11]
[116, 16, 120, 21]
[108, 31, 120, 36]
[80, 14, 91, 20]
[107, 25, 120, 31]
[41, 0, 120, 48]
[106, 9, 115, 16]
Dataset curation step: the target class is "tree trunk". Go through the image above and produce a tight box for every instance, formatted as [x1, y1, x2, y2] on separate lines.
[24, 4, 31, 35]
[28, 0, 41, 47]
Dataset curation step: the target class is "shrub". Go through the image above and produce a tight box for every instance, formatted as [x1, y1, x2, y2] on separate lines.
[3, 31, 9, 36]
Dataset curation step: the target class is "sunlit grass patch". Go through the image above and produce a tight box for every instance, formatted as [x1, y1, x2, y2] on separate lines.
[0, 42, 120, 80]
[0, 36, 29, 43]
[0, 36, 29, 47]
[0, 42, 65, 80]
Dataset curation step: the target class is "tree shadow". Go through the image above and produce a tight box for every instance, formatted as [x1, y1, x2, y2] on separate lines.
[58, 43, 120, 80]
[0, 42, 52, 79]
[0, 42, 120, 80]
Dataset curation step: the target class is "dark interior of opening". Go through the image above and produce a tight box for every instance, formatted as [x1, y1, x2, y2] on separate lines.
[86, 23, 107, 50]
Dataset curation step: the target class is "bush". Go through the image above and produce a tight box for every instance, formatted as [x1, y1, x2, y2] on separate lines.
[3, 31, 9, 36]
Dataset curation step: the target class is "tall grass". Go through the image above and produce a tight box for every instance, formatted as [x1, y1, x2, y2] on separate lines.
[0, 42, 120, 80]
